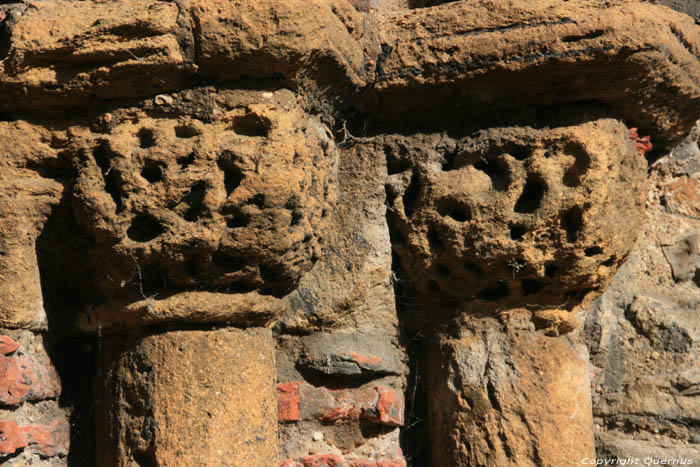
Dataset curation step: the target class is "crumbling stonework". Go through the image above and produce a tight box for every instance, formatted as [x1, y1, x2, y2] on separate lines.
[0, 0, 698, 466]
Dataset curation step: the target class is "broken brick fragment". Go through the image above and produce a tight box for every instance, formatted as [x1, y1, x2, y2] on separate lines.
[277, 382, 302, 422]
[0, 420, 28, 456]
[279, 382, 404, 426]
[279, 456, 407, 467]
[361, 386, 404, 427]
[0, 336, 19, 356]
[0, 420, 69, 458]
[302, 454, 346, 467]
[0, 355, 61, 406]
[629, 127, 653, 156]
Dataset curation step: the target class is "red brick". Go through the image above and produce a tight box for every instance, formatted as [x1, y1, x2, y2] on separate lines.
[302, 454, 345, 467]
[277, 382, 302, 422]
[361, 387, 404, 427]
[285, 383, 404, 426]
[0, 336, 19, 356]
[346, 459, 407, 467]
[0, 421, 28, 455]
[279, 460, 302, 467]
[25, 420, 70, 458]
[0, 420, 69, 458]
[629, 127, 652, 156]
[0, 355, 61, 406]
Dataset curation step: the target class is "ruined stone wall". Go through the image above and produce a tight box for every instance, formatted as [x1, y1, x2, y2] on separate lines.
[0, 0, 698, 466]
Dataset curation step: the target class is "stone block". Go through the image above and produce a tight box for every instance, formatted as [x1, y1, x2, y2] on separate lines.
[96, 327, 277, 466]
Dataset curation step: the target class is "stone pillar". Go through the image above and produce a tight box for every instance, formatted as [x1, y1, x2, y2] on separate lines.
[96, 327, 277, 466]
[428, 321, 594, 466]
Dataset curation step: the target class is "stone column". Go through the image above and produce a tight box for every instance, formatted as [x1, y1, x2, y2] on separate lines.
[428, 321, 594, 466]
[96, 327, 277, 466]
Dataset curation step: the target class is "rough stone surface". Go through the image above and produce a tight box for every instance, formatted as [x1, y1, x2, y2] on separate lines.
[0, 0, 185, 112]
[385, 120, 647, 322]
[0, 0, 698, 465]
[581, 121, 700, 458]
[96, 327, 277, 467]
[371, 1, 700, 148]
[71, 88, 336, 300]
[429, 320, 595, 467]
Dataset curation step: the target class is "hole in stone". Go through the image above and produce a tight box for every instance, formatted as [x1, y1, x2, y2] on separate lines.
[522, 279, 546, 296]
[693, 270, 700, 288]
[138, 264, 168, 293]
[437, 198, 472, 222]
[514, 177, 546, 213]
[561, 206, 584, 243]
[565, 287, 595, 300]
[474, 156, 510, 191]
[182, 181, 206, 222]
[505, 143, 531, 161]
[428, 226, 444, 251]
[464, 261, 484, 277]
[226, 213, 250, 228]
[402, 170, 421, 217]
[478, 281, 509, 301]
[248, 194, 266, 209]
[184, 258, 200, 277]
[584, 246, 603, 256]
[127, 215, 164, 242]
[223, 280, 257, 294]
[174, 124, 200, 138]
[217, 159, 244, 196]
[177, 152, 195, 169]
[544, 264, 558, 278]
[510, 224, 527, 241]
[440, 150, 461, 171]
[602, 255, 616, 267]
[385, 144, 412, 175]
[140, 161, 163, 184]
[563, 142, 591, 187]
[436, 263, 451, 276]
[230, 112, 272, 137]
[213, 252, 245, 273]
[290, 211, 303, 226]
[137, 128, 156, 149]
[562, 29, 606, 43]
[92, 142, 123, 211]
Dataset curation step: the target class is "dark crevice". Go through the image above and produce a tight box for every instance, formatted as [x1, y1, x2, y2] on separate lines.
[474, 156, 510, 191]
[176, 152, 195, 170]
[127, 215, 165, 242]
[514, 177, 546, 213]
[509, 224, 527, 241]
[137, 128, 156, 149]
[402, 170, 421, 218]
[212, 252, 245, 273]
[504, 143, 531, 161]
[230, 112, 272, 137]
[437, 198, 472, 222]
[563, 142, 590, 187]
[174, 123, 200, 138]
[92, 142, 123, 212]
[181, 181, 207, 222]
[478, 281, 509, 301]
[427, 226, 444, 251]
[217, 158, 244, 196]
[561, 206, 584, 243]
[521, 278, 546, 296]
[584, 246, 603, 256]
[140, 161, 163, 184]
